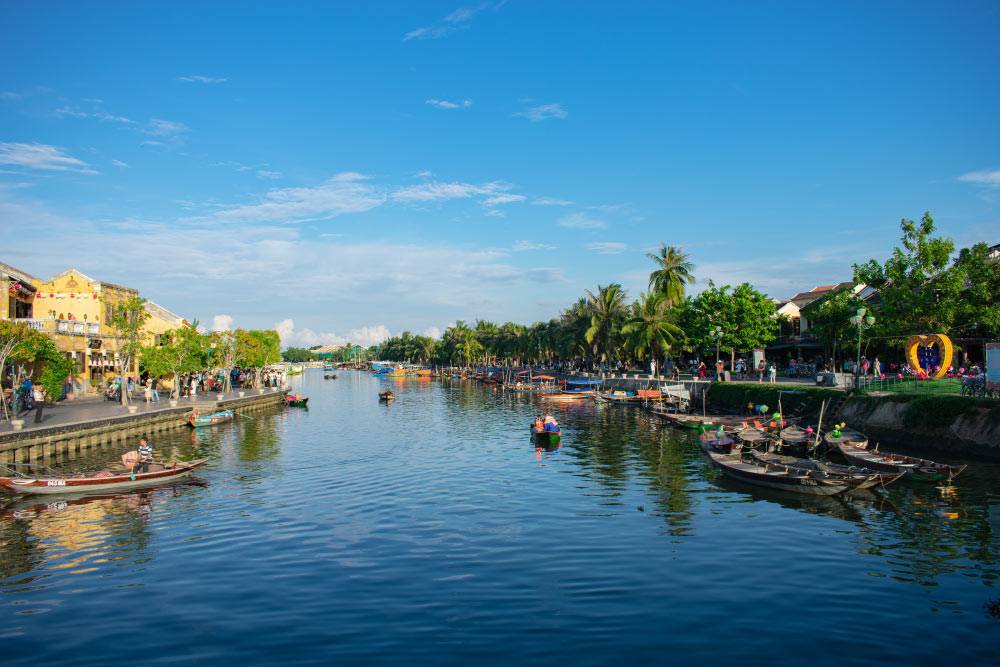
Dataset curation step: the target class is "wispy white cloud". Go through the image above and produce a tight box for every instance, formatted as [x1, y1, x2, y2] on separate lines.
[423, 326, 442, 340]
[0, 92, 22, 101]
[0, 142, 97, 174]
[516, 103, 567, 122]
[144, 118, 189, 137]
[208, 173, 385, 223]
[209, 161, 252, 172]
[513, 240, 557, 251]
[532, 197, 574, 206]
[392, 180, 509, 202]
[178, 75, 227, 84]
[112, 159, 130, 168]
[586, 203, 629, 212]
[55, 105, 134, 123]
[484, 209, 504, 217]
[257, 170, 281, 179]
[403, 4, 489, 41]
[558, 212, 605, 229]
[484, 193, 526, 206]
[587, 242, 626, 254]
[958, 169, 1000, 189]
[425, 98, 472, 109]
[416, 170, 433, 177]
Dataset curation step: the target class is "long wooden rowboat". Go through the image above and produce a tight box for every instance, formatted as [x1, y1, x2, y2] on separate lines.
[538, 392, 590, 400]
[285, 395, 309, 407]
[832, 442, 967, 481]
[751, 451, 903, 490]
[188, 409, 234, 428]
[704, 449, 890, 496]
[0, 458, 210, 495]
[530, 425, 561, 446]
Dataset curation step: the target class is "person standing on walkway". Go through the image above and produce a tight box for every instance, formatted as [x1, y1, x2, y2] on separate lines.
[190, 376, 198, 399]
[873, 357, 881, 378]
[715, 359, 724, 381]
[150, 377, 160, 403]
[768, 362, 777, 384]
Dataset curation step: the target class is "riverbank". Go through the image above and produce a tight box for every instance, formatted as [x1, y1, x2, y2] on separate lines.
[0, 388, 290, 465]
[706, 382, 1000, 459]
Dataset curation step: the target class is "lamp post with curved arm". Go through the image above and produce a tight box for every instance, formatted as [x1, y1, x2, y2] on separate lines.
[709, 326, 724, 380]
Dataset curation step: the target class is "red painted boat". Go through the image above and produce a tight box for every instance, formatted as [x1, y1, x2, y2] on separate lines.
[0, 458, 210, 495]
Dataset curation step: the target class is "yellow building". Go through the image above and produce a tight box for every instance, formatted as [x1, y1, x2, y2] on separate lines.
[2, 262, 189, 395]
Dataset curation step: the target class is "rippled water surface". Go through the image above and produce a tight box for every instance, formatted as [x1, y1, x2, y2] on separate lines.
[2, 371, 999, 665]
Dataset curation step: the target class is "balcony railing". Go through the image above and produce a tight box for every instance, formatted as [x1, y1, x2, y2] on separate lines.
[13, 318, 47, 332]
[14, 318, 100, 336]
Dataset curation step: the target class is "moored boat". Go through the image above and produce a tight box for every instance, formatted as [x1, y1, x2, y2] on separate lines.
[0, 458, 210, 495]
[188, 409, 234, 428]
[832, 441, 967, 481]
[700, 430, 741, 455]
[703, 449, 890, 496]
[538, 391, 591, 400]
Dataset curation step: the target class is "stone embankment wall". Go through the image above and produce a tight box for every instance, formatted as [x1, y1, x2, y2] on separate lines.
[840, 396, 1000, 459]
[0, 390, 289, 466]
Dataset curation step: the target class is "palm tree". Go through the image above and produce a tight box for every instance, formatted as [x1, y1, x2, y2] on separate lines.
[647, 245, 695, 307]
[584, 283, 629, 368]
[622, 292, 683, 376]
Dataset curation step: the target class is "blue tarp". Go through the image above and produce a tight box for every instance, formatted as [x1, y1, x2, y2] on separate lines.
[566, 379, 602, 385]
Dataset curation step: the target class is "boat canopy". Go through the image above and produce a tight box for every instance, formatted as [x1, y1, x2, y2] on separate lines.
[566, 379, 602, 385]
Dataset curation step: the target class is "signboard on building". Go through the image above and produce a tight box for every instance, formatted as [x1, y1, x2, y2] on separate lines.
[987, 343, 1000, 389]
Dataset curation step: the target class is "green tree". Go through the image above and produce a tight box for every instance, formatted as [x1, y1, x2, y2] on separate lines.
[953, 241, 1000, 339]
[584, 283, 629, 367]
[0, 321, 32, 413]
[799, 286, 865, 370]
[140, 324, 207, 399]
[853, 213, 963, 336]
[622, 291, 683, 376]
[647, 244, 695, 306]
[105, 295, 151, 405]
[689, 281, 777, 366]
[236, 329, 282, 387]
[282, 347, 314, 363]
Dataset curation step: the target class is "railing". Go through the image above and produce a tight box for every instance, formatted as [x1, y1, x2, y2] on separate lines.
[855, 373, 997, 398]
[13, 318, 47, 331]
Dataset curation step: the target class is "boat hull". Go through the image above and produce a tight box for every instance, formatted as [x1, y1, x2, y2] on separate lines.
[705, 451, 871, 496]
[530, 426, 561, 446]
[0, 459, 210, 495]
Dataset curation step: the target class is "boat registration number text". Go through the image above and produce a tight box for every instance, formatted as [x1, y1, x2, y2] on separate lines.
[46, 480, 66, 486]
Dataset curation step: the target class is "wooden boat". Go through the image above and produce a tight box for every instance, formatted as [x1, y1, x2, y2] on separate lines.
[700, 430, 741, 455]
[832, 441, 967, 481]
[285, 394, 309, 407]
[287, 365, 304, 375]
[776, 426, 816, 456]
[0, 458, 210, 495]
[703, 449, 891, 496]
[378, 390, 395, 402]
[530, 425, 561, 446]
[823, 428, 869, 450]
[188, 409, 234, 428]
[538, 391, 590, 400]
[734, 427, 775, 451]
[751, 451, 903, 490]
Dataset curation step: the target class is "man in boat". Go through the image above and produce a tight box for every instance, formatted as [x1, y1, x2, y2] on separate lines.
[135, 436, 153, 474]
[533, 415, 544, 432]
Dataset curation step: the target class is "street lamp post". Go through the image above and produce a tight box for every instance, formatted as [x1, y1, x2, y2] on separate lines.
[849, 307, 876, 388]
[709, 326, 724, 380]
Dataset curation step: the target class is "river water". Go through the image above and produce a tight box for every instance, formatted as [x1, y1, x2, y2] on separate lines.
[2, 370, 998, 665]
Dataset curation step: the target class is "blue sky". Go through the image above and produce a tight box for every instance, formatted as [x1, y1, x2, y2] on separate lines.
[2, 1, 998, 347]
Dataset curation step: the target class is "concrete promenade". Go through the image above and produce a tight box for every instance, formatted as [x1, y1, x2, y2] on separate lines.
[1, 389, 279, 435]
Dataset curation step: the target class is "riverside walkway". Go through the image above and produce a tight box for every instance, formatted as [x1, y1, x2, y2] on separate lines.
[1, 391, 273, 434]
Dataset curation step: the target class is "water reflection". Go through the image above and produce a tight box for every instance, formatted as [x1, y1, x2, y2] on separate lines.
[0, 481, 206, 588]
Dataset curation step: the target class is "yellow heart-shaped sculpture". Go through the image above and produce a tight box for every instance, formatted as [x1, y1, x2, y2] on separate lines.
[905, 334, 953, 379]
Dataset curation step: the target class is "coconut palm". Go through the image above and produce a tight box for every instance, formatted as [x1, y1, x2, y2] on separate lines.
[622, 292, 683, 376]
[584, 283, 629, 366]
[647, 245, 695, 307]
